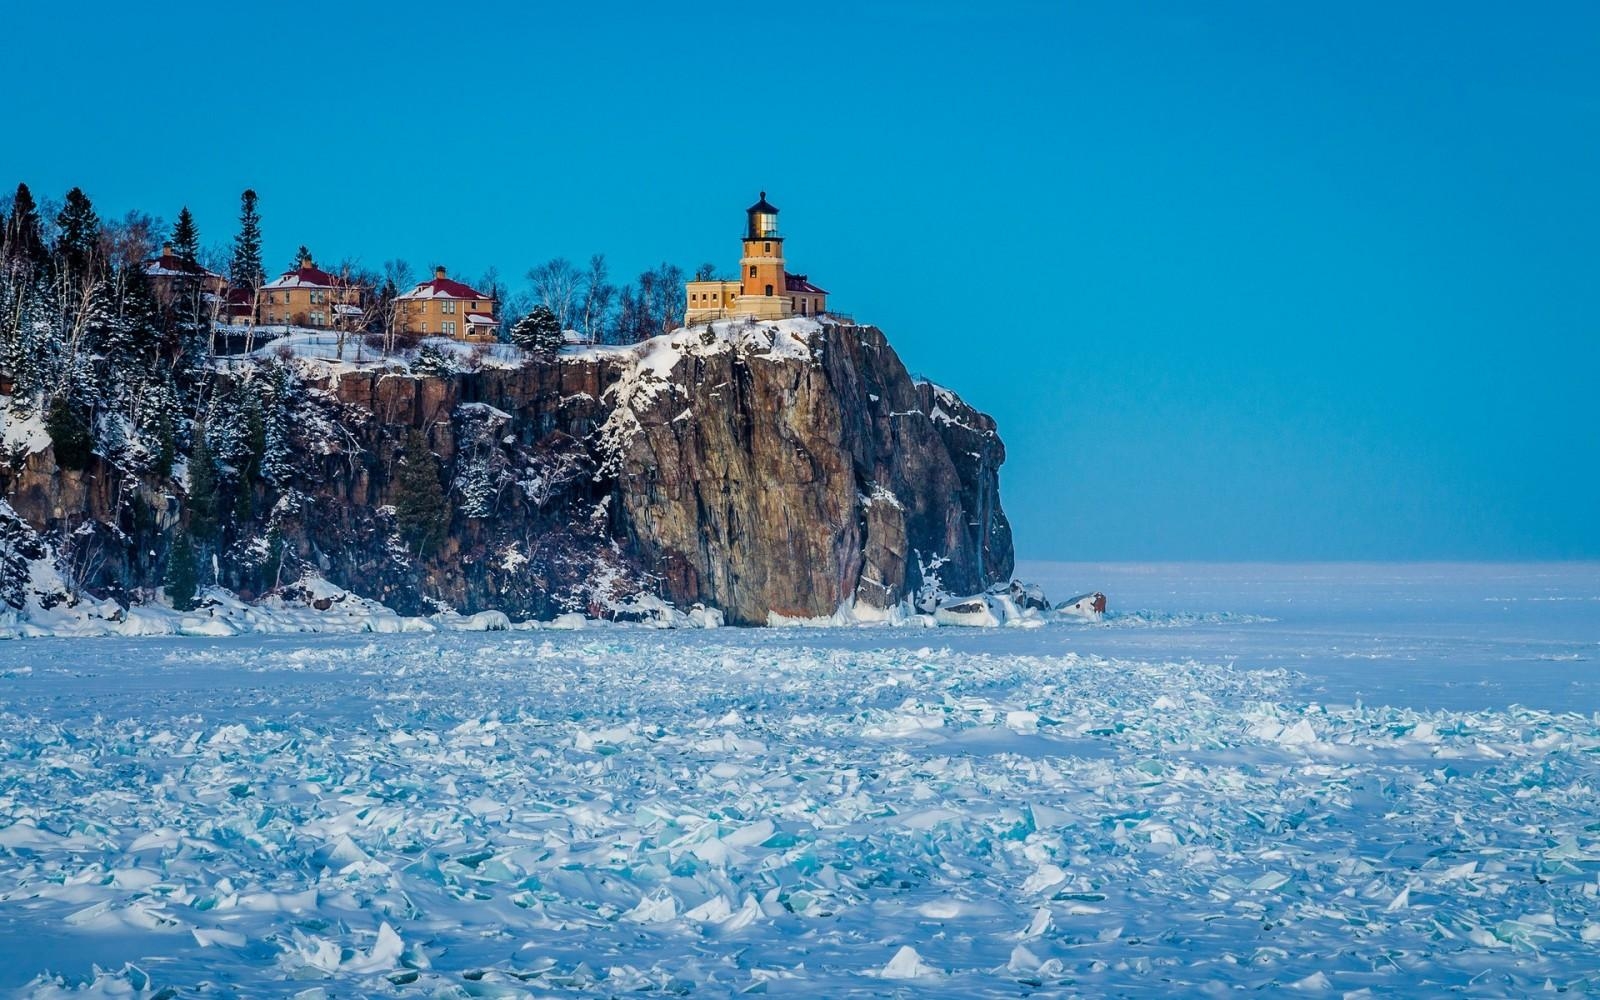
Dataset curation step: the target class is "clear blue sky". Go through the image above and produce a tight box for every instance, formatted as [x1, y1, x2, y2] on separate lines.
[4, 1, 1596, 560]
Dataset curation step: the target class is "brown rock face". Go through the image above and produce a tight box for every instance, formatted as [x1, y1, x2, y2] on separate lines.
[0, 320, 1012, 624]
[599, 321, 1012, 623]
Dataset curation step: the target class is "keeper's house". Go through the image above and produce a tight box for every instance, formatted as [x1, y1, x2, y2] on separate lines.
[394, 266, 498, 342]
[260, 256, 366, 330]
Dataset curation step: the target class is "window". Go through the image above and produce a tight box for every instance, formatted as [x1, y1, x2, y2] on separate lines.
[764, 242, 771, 253]
[443, 321, 456, 336]
[310, 311, 325, 327]
[421, 322, 428, 333]
[749, 265, 757, 277]
[765, 284, 774, 296]
[442, 300, 456, 314]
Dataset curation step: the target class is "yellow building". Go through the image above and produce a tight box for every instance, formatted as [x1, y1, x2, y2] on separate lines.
[394, 266, 498, 342]
[685, 192, 829, 324]
[260, 256, 366, 330]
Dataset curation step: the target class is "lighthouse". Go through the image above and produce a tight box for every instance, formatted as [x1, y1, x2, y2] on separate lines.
[685, 192, 829, 323]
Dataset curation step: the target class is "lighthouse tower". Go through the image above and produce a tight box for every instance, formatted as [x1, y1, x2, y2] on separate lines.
[684, 191, 829, 324]
[739, 192, 786, 307]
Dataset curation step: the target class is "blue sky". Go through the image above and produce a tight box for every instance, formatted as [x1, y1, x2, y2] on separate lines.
[3, 1, 1596, 560]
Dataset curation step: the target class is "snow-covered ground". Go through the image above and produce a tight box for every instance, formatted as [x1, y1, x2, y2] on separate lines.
[1, 563, 1598, 996]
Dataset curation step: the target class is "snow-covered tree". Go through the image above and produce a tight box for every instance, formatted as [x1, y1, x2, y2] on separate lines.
[518, 434, 590, 513]
[135, 376, 181, 476]
[411, 343, 456, 376]
[510, 305, 562, 360]
[454, 449, 500, 519]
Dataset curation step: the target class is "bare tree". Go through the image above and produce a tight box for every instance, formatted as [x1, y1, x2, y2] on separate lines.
[380, 258, 415, 354]
[100, 211, 165, 272]
[475, 265, 510, 341]
[645, 262, 685, 336]
[330, 260, 381, 361]
[526, 257, 580, 332]
[577, 253, 614, 344]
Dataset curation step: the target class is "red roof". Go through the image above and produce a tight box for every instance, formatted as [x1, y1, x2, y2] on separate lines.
[397, 275, 491, 301]
[785, 273, 828, 295]
[265, 264, 348, 289]
[142, 250, 222, 279]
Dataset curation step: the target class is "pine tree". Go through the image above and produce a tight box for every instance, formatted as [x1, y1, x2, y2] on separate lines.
[45, 396, 93, 470]
[187, 426, 219, 541]
[3, 183, 46, 269]
[170, 208, 201, 267]
[104, 262, 161, 376]
[258, 364, 297, 488]
[228, 189, 265, 291]
[411, 343, 456, 376]
[511, 305, 563, 360]
[164, 529, 199, 611]
[53, 187, 102, 281]
[137, 377, 180, 477]
[394, 430, 448, 555]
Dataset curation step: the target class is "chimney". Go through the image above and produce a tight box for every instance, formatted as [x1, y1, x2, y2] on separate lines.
[161, 243, 175, 258]
[434, 265, 447, 280]
[301, 254, 314, 269]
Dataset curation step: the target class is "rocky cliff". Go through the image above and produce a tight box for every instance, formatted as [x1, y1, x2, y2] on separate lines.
[0, 319, 1012, 625]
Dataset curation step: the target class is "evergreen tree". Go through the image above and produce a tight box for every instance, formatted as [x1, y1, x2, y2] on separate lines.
[103, 262, 161, 376]
[234, 388, 265, 522]
[164, 529, 199, 611]
[257, 363, 298, 488]
[170, 208, 201, 267]
[4, 183, 46, 269]
[410, 343, 456, 376]
[228, 189, 265, 291]
[187, 425, 219, 541]
[45, 396, 93, 470]
[53, 187, 102, 281]
[511, 305, 563, 360]
[137, 376, 180, 477]
[394, 430, 448, 555]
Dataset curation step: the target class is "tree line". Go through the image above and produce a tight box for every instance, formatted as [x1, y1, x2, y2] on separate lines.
[0, 179, 712, 612]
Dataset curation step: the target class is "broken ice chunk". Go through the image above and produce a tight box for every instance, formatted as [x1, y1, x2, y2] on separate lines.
[880, 945, 937, 979]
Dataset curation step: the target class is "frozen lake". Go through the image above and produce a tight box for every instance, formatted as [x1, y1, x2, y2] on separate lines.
[0, 562, 1596, 996]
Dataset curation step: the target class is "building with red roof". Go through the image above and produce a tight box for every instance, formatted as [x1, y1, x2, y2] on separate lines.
[260, 255, 367, 330]
[394, 266, 498, 342]
[141, 244, 229, 316]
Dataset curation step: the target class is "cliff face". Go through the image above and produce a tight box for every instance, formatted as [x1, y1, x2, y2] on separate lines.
[0, 319, 1013, 625]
